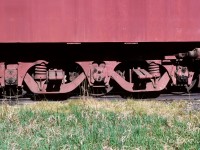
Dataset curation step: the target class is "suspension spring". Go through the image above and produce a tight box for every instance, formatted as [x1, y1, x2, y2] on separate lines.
[34, 63, 47, 80]
[148, 63, 160, 77]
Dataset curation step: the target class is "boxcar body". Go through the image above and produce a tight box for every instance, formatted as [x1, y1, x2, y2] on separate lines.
[1, 0, 200, 99]
[1, 0, 200, 42]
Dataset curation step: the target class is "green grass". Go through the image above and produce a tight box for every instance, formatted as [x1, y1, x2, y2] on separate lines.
[0, 99, 199, 150]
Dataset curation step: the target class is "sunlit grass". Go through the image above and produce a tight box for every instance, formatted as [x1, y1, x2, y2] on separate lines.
[0, 99, 199, 149]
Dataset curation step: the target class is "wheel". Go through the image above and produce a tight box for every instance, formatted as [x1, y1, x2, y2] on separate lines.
[185, 76, 198, 93]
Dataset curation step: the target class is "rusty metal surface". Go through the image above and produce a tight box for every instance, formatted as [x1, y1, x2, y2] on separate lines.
[0, 0, 200, 42]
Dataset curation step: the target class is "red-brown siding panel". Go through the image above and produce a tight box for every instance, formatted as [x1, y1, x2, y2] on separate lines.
[0, 0, 200, 42]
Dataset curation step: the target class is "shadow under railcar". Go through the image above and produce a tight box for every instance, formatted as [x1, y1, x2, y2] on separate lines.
[0, 42, 200, 63]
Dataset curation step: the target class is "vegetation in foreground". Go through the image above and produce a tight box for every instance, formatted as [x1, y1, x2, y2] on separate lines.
[0, 99, 199, 150]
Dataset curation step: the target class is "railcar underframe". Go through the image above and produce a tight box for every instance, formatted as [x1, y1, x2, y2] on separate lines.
[1, 43, 200, 99]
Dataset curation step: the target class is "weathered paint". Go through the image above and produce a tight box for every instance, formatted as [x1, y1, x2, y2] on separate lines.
[0, 0, 200, 42]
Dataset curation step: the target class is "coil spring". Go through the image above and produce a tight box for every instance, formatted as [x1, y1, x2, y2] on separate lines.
[35, 63, 47, 80]
[148, 63, 160, 77]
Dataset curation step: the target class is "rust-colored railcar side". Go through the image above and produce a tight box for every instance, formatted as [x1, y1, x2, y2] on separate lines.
[0, 0, 200, 42]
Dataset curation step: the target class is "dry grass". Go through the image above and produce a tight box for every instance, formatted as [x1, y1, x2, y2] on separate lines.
[1, 99, 200, 127]
[21, 99, 199, 122]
